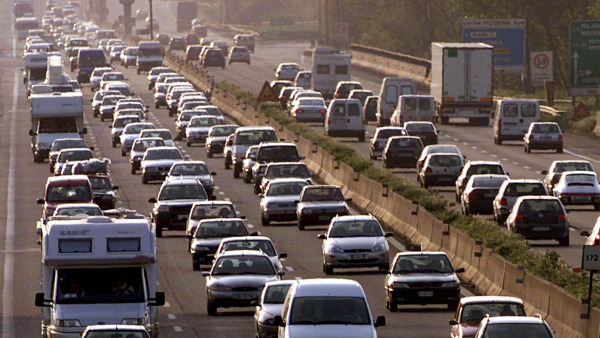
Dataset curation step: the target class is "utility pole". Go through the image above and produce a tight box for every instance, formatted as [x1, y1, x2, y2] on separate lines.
[149, 0, 154, 40]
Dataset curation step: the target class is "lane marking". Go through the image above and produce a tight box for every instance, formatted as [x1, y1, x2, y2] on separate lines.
[502, 158, 508, 161]
[218, 191, 225, 195]
[2, 70, 19, 338]
[224, 198, 231, 201]
[294, 277, 302, 280]
[491, 154, 498, 158]
[481, 150, 487, 154]
[247, 224, 254, 228]
[471, 146, 478, 150]
[512, 162, 519, 165]
[524, 166, 531, 170]
[564, 149, 600, 164]
[173, 326, 183, 332]
[167, 314, 177, 320]
[462, 142, 468, 146]
[214, 186, 220, 190]
[285, 266, 294, 272]
[164, 302, 171, 307]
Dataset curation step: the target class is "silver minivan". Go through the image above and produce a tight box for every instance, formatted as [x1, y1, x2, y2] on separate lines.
[274, 279, 386, 338]
[390, 95, 436, 125]
[376, 77, 416, 126]
[493, 99, 540, 145]
[325, 99, 366, 141]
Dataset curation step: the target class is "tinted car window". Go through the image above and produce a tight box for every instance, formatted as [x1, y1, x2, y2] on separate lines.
[170, 163, 209, 175]
[482, 323, 553, 337]
[418, 98, 432, 110]
[504, 183, 546, 197]
[393, 254, 453, 273]
[267, 181, 309, 196]
[460, 303, 525, 324]
[521, 103, 537, 117]
[430, 155, 462, 167]
[532, 124, 559, 133]
[329, 219, 382, 237]
[221, 240, 276, 256]
[289, 297, 370, 325]
[378, 129, 407, 138]
[331, 104, 345, 117]
[467, 165, 504, 175]
[158, 184, 207, 200]
[302, 187, 344, 202]
[503, 104, 518, 117]
[196, 220, 248, 238]
[348, 103, 360, 116]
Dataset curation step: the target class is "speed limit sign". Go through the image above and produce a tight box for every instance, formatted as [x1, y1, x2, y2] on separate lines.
[530, 51, 553, 86]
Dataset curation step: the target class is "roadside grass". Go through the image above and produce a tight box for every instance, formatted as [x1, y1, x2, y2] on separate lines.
[217, 80, 600, 306]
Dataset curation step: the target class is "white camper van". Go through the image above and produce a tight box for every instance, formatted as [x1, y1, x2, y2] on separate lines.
[376, 77, 416, 126]
[35, 216, 165, 337]
[311, 46, 351, 98]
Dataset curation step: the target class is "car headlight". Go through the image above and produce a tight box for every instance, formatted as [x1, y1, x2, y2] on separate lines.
[372, 243, 386, 252]
[441, 281, 460, 288]
[55, 319, 81, 327]
[392, 282, 409, 289]
[210, 284, 232, 291]
[121, 318, 144, 325]
[329, 245, 343, 253]
[36, 142, 50, 149]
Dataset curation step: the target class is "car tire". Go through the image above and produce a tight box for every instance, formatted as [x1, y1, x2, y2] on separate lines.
[121, 150, 126, 156]
[358, 133, 365, 142]
[207, 151, 213, 158]
[297, 219, 305, 230]
[155, 103, 159, 108]
[112, 140, 116, 148]
[233, 167, 240, 178]
[448, 301, 459, 311]
[261, 214, 270, 226]
[557, 147, 563, 153]
[187, 142, 191, 147]
[100, 116, 104, 122]
[192, 261, 200, 271]
[387, 297, 398, 312]
[142, 176, 148, 184]
[131, 167, 136, 175]
[155, 224, 162, 237]
[558, 233, 570, 246]
[137, 69, 140, 75]
[253, 184, 260, 195]
[323, 262, 333, 275]
[595, 203, 600, 211]
[207, 300, 217, 316]
[243, 173, 251, 184]
[225, 161, 231, 170]
[422, 178, 428, 189]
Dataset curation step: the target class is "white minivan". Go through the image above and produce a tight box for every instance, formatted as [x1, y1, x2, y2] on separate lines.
[390, 95, 436, 125]
[376, 77, 416, 126]
[493, 99, 540, 145]
[325, 99, 366, 141]
[274, 279, 386, 338]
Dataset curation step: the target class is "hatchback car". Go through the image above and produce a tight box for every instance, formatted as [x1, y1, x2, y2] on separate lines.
[139, 128, 175, 147]
[167, 160, 216, 197]
[129, 137, 165, 174]
[334, 81, 362, 99]
[258, 162, 311, 195]
[229, 46, 250, 64]
[260, 178, 310, 226]
[456, 161, 508, 202]
[206, 125, 238, 158]
[449, 296, 526, 338]
[348, 89, 373, 106]
[190, 218, 252, 269]
[110, 115, 142, 148]
[417, 144, 463, 174]
[505, 196, 569, 246]
[242, 145, 259, 182]
[382, 136, 424, 169]
[120, 46, 138, 68]
[318, 215, 392, 274]
[185, 201, 239, 248]
[492, 179, 547, 224]
[168, 37, 185, 51]
[186, 116, 221, 146]
[474, 315, 555, 338]
[254, 281, 294, 338]
[202, 48, 226, 69]
[275, 63, 300, 81]
[296, 185, 349, 230]
[542, 160, 594, 194]
[120, 122, 156, 156]
[418, 153, 464, 188]
[524, 122, 563, 153]
[202, 251, 284, 316]
[290, 97, 327, 123]
[141, 146, 184, 184]
[216, 236, 287, 272]
[88, 175, 119, 210]
[553, 171, 600, 210]
[461, 174, 509, 215]
[270, 80, 294, 97]
[385, 251, 464, 311]
[370, 127, 407, 160]
[404, 121, 438, 146]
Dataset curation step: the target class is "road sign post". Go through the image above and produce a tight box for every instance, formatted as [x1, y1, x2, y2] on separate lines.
[569, 21, 600, 96]
[333, 21, 349, 49]
[580, 245, 600, 319]
[530, 51, 553, 86]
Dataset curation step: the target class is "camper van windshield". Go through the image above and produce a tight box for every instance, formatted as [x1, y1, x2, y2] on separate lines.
[29, 68, 46, 81]
[39, 119, 79, 133]
[55, 267, 145, 304]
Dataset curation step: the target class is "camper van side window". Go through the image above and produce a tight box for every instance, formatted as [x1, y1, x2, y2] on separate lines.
[107, 238, 141, 253]
[335, 65, 349, 75]
[404, 98, 417, 111]
[59, 239, 92, 254]
[348, 103, 360, 116]
[385, 86, 398, 103]
[332, 104, 345, 117]
[521, 103, 537, 118]
[316, 65, 329, 75]
[503, 104, 518, 117]
[418, 98, 432, 110]
[400, 85, 413, 95]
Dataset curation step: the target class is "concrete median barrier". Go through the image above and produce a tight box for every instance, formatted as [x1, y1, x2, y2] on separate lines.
[547, 284, 589, 338]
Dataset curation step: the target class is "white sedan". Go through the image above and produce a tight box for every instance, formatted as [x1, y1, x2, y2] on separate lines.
[553, 171, 600, 210]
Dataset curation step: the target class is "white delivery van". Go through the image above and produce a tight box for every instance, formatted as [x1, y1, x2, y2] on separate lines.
[274, 279, 385, 338]
[311, 46, 351, 98]
[376, 77, 416, 126]
[137, 41, 163, 74]
[35, 217, 165, 337]
[390, 95, 436, 125]
[325, 99, 366, 141]
[493, 99, 540, 145]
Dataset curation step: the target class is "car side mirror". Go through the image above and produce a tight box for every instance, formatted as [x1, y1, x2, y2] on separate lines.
[29, 129, 35, 136]
[279, 252, 287, 259]
[201, 272, 210, 277]
[184, 155, 190, 160]
[37, 198, 45, 204]
[541, 170, 548, 175]
[299, 154, 306, 160]
[581, 231, 590, 237]
[150, 292, 165, 306]
[317, 234, 327, 239]
[89, 147, 95, 150]
[273, 315, 284, 327]
[374, 316, 386, 327]
[449, 319, 458, 326]
[112, 186, 119, 190]
[210, 172, 217, 176]
[210, 195, 217, 201]
[148, 197, 157, 203]
[345, 198, 352, 202]
[35, 293, 51, 307]
[277, 270, 286, 276]
[82, 128, 88, 135]
[384, 232, 394, 238]
[90, 98, 93, 102]
[250, 231, 259, 236]
[455, 267, 465, 273]
[239, 215, 246, 219]
[279, 138, 285, 142]
[505, 172, 509, 176]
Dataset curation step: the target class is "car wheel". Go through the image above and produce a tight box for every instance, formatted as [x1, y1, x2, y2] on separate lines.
[297, 218, 305, 230]
[192, 261, 200, 271]
[422, 178, 428, 189]
[207, 151, 213, 158]
[253, 184, 260, 195]
[207, 300, 217, 316]
[225, 161, 231, 170]
[100, 116, 104, 122]
[187, 142, 191, 147]
[448, 301, 459, 311]
[243, 173, 251, 183]
[131, 167, 136, 175]
[121, 150, 126, 156]
[388, 297, 398, 312]
[233, 167, 240, 178]
[557, 147, 563, 153]
[142, 176, 148, 184]
[155, 103, 159, 109]
[595, 203, 600, 211]
[261, 214, 270, 226]
[168, 111, 173, 117]
[558, 233, 570, 246]
[155, 224, 162, 237]
[358, 133, 365, 142]
[137, 69, 140, 75]
[323, 262, 333, 275]
[112, 140, 116, 148]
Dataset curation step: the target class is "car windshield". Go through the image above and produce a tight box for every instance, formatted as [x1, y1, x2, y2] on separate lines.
[195, 220, 248, 239]
[256, 147, 299, 162]
[565, 174, 597, 185]
[393, 254, 454, 274]
[459, 303, 526, 325]
[504, 183, 546, 197]
[264, 284, 291, 304]
[52, 140, 86, 151]
[88, 176, 112, 190]
[467, 165, 505, 176]
[190, 117, 219, 127]
[210, 126, 237, 137]
[58, 150, 93, 162]
[266, 181, 308, 196]
[482, 323, 552, 337]
[519, 199, 561, 214]
[103, 96, 124, 105]
[235, 130, 277, 145]
[221, 240, 276, 257]
[158, 184, 207, 200]
[265, 164, 308, 178]
[377, 129, 407, 138]
[554, 162, 593, 173]
[212, 256, 275, 275]
[191, 204, 235, 220]
[289, 297, 370, 325]
[429, 155, 462, 167]
[144, 149, 182, 160]
[55, 206, 102, 216]
[301, 187, 344, 202]
[532, 124, 559, 134]
[133, 139, 164, 152]
[39, 118, 79, 133]
[46, 185, 91, 202]
[170, 163, 209, 176]
[329, 220, 383, 237]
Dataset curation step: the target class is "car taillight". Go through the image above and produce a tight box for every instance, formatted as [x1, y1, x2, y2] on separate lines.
[320, 109, 326, 114]
[296, 109, 303, 114]
[529, 134, 534, 140]
[335, 93, 340, 98]
[557, 213, 567, 222]
[362, 117, 366, 125]
[595, 234, 600, 246]
[425, 167, 432, 174]
[499, 198, 507, 206]
[468, 191, 475, 200]
[374, 141, 379, 148]
[515, 213, 523, 222]
[558, 134, 563, 140]
[327, 117, 331, 125]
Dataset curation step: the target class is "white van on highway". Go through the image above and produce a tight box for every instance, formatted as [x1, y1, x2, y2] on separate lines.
[390, 95, 436, 125]
[274, 279, 386, 338]
[493, 99, 540, 145]
[325, 99, 366, 141]
[376, 77, 416, 126]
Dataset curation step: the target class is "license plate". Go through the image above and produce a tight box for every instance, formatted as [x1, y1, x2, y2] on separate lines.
[351, 254, 366, 260]
[418, 291, 433, 297]
[178, 214, 188, 220]
[233, 294, 254, 299]
[540, 136, 551, 140]
[531, 227, 550, 232]
[484, 193, 495, 198]
[438, 177, 452, 182]
[318, 215, 330, 221]
[572, 196, 591, 202]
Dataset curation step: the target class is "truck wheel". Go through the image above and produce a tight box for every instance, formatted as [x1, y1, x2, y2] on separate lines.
[192, 261, 200, 271]
[207, 151, 213, 158]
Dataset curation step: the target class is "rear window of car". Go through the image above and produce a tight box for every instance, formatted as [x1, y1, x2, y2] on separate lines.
[348, 103, 360, 116]
[429, 155, 462, 167]
[519, 199, 561, 213]
[406, 123, 435, 132]
[377, 129, 407, 138]
[331, 104, 345, 117]
[504, 183, 546, 197]
[467, 165, 504, 175]
[554, 162, 593, 172]
[521, 103, 537, 117]
[472, 177, 507, 188]
[532, 123, 559, 133]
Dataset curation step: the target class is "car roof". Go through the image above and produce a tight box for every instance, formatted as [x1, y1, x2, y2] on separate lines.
[395, 251, 449, 258]
[198, 217, 245, 224]
[504, 179, 542, 184]
[460, 296, 524, 305]
[485, 316, 545, 324]
[466, 161, 502, 165]
[266, 161, 304, 167]
[84, 324, 147, 331]
[55, 203, 101, 209]
[563, 171, 596, 176]
[220, 236, 272, 243]
[293, 278, 365, 297]
[515, 195, 560, 202]
[192, 200, 234, 207]
[217, 249, 268, 258]
[332, 214, 377, 222]
[160, 178, 200, 186]
[47, 175, 90, 186]
[171, 160, 207, 166]
[236, 126, 275, 132]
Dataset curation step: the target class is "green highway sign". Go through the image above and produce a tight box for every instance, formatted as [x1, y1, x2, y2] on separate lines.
[569, 20, 600, 96]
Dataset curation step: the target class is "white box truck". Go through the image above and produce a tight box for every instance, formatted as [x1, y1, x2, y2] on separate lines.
[35, 216, 165, 337]
[311, 46, 351, 98]
[29, 91, 86, 163]
[431, 42, 493, 125]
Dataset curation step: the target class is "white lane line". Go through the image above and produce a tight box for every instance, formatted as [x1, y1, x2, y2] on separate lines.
[481, 150, 487, 154]
[524, 166, 531, 170]
[462, 142, 468, 145]
[452, 138, 459, 142]
[285, 266, 294, 272]
[164, 302, 171, 308]
[247, 224, 254, 228]
[564, 149, 600, 164]
[512, 162, 519, 165]
[173, 326, 183, 332]
[214, 186, 220, 190]
[224, 198, 231, 201]
[502, 158, 508, 161]
[2, 71, 19, 338]
[491, 154, 498, 158]
[471, 146, 478, 150]
[167, 314, 177, 320]
[218, 191, 225, 195]
[294, 277, 302, 280]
